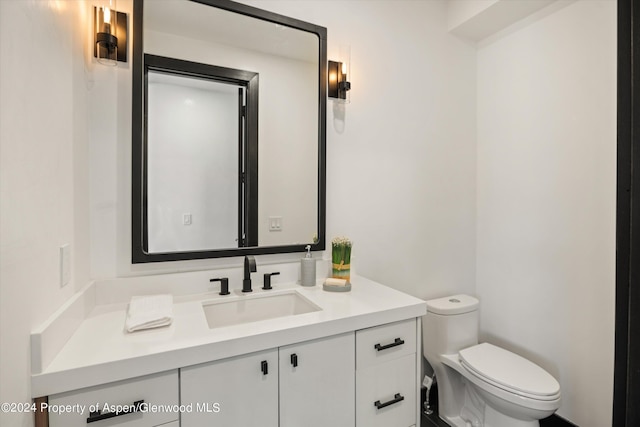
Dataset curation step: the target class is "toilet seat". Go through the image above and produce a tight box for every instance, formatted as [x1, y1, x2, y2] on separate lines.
[459, 343, 560, 401]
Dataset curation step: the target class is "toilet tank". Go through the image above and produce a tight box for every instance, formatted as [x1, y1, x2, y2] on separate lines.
[422, 295, 479, 358]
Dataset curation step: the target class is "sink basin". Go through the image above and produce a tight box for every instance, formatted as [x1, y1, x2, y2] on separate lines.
[202, 291, 321, 329]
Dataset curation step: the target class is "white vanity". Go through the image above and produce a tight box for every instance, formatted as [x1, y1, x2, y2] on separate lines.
[32, 273, 426, 427]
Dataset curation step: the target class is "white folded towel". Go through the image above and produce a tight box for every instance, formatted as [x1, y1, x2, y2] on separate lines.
[125, 294, 173, 333]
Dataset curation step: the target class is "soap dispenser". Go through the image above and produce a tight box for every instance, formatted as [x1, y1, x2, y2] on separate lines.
[300, 245, 316, 286]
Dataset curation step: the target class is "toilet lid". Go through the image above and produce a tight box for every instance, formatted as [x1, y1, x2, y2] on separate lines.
[459, 343, 560, 398]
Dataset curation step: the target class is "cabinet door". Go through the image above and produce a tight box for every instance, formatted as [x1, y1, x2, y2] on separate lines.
[279, 332, 355, 427]
[180, 348, 278, 427]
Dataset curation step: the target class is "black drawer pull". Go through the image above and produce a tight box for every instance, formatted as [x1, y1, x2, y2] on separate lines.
[86, 400, 144, 423]
[291, 353, 298, 367]
[374, 393, 404, 410]
[374, 338, 405, 351]
[261, 360, 269, 375]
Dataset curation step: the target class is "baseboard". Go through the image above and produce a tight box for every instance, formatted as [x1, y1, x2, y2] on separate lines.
[540, 413, 579, 427]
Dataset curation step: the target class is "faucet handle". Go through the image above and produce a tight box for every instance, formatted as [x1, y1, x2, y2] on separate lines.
[210, 277, 230, 295]
[263, 272, 280, 290]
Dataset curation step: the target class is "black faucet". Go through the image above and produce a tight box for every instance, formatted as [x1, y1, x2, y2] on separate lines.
[243, 255, 257, 292]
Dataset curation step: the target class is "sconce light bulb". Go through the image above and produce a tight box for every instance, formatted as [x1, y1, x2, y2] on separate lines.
[341, 62, 347, 74]
[103, 7, 111, 24]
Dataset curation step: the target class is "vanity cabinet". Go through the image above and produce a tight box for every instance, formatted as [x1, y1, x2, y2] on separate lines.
[181, 348, 279, 426]
[355, 318, 418, 427]
[48, 370, 179, 427]
[45, 324, 419, 427]
[279, 332, 355, 427]
[180, 332, 355, 427]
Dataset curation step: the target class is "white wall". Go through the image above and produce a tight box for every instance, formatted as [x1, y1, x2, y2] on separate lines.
[447, 0, 556, 41]
[89, 0, 133, 278]
[448, 0, 499, 31]
[0, 0, 92, 425]
[475, 1, 617, 425]
[238, 0, 479, 299]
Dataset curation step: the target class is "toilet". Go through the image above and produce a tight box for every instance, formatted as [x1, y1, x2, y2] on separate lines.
[422, 294, 561, 427]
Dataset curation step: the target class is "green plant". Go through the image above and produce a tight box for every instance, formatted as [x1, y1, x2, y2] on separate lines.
[331, 236, 352, 267]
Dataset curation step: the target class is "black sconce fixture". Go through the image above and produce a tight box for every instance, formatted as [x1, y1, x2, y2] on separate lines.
[328, 46, 351, 103]
[328, 61, 351, 101]
[94, 1, 128, 65]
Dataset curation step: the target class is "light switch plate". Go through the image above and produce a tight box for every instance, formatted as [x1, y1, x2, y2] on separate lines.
[268, 216, 283, 231]
[59, 244, 70, 288]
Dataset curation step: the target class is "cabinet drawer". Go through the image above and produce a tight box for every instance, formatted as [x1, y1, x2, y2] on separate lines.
[356, 353, 416, 427]
[356, 318, 416, 369]
[48, 370, 178, 427]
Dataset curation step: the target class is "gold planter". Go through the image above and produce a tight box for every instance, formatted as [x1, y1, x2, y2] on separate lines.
[332, 261, 350, 281]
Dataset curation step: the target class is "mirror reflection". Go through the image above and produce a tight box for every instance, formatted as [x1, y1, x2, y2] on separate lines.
[147, 69, 244, 252]
[133, 0, 327, 261]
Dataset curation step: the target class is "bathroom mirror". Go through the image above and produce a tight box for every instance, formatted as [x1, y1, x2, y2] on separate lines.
[132, 0, 327, 262]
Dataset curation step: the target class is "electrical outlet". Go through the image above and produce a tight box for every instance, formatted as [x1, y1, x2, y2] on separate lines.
[59, 244, 70, 288]
[183, 213, 192, 225]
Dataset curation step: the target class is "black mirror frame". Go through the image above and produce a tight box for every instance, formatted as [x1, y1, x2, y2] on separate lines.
[131, 0, 327, 263]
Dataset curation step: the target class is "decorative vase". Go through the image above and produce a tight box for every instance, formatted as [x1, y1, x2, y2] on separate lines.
[331, 237, 352, 281]
[332, 261, 350, 281]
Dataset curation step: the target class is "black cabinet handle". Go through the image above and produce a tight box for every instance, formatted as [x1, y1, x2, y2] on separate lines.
[374, 393, 404, 410]
[374, 338, 405, 352]
[290, 353, 298, 367]
[261, 360, 268, 375]
[86, 400, 144, 423]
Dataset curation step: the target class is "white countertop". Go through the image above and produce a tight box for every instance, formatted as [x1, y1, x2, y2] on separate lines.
[31, 276, 426, 397]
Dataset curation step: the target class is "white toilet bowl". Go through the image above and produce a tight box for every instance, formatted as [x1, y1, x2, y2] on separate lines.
[422, 295, 561, 427]
[441, 343, 561, 427]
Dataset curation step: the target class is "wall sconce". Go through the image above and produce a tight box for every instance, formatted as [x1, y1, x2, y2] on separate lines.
[328, 46, 351, 103]
[94, 0, 128, 65]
